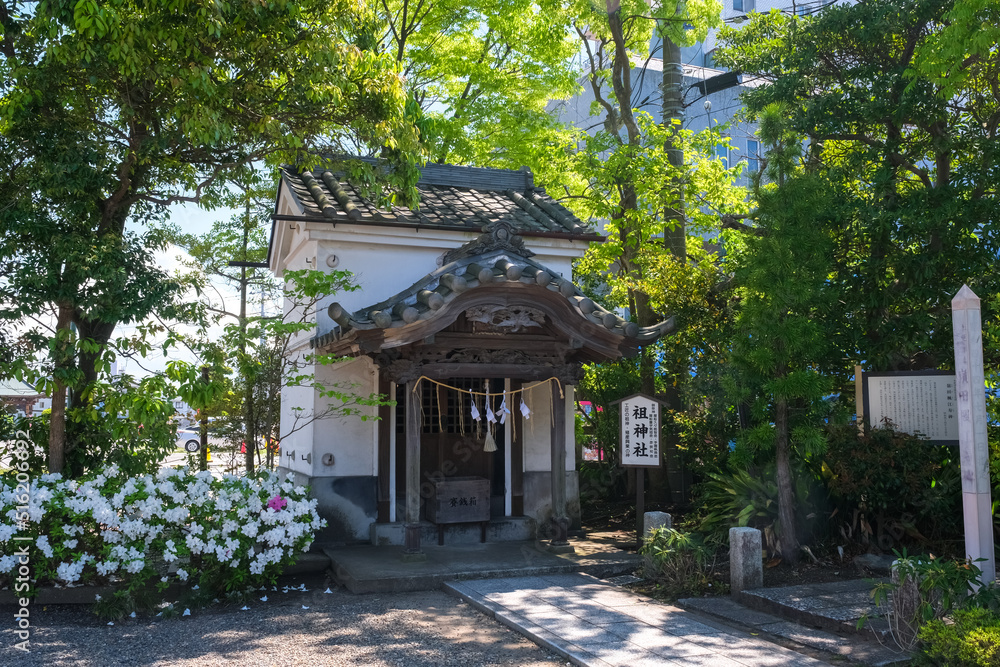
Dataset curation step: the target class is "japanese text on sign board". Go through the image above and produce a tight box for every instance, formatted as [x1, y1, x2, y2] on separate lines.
[621, 395, 660, 466]
[866, 374, 959, 442]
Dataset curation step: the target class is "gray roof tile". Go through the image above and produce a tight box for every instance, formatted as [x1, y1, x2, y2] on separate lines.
[280, 161, 595, 238]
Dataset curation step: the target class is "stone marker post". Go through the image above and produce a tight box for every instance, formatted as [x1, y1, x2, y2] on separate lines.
[642, 512, 672, 575]
[643, 511, 672, 538]
[952, 286, 995, 584]
[730, 527, 763, 596]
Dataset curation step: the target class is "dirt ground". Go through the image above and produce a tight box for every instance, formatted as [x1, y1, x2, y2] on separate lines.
[0, 572, 566, 667]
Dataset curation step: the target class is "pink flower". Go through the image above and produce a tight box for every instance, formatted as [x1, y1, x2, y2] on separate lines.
[267, 495, 287, 512]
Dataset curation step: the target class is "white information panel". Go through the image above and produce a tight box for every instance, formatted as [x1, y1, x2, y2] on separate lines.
[863, 371, 959, 444]
[621, 394, 660, 467]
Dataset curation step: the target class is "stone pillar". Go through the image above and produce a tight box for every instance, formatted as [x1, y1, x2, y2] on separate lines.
[644, 511, 672, 538]
[952, 286, 996, 584]
[403, 379, 423, 558]
[642, 512, 672, 576]
[549, 382, 569, 546]
[890, 560, 922, 649]
[729, 527, 763, 596]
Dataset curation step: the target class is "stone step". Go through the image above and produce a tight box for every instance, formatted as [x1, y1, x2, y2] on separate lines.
[737, 579, 894, 642]
[680, 594, 908, 666]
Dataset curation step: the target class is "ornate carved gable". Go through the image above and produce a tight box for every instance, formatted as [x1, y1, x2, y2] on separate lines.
[442, 220, 534, 265]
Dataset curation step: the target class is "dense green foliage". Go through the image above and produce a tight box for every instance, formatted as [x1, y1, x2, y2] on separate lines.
[918, 608, 1000, 666]
[824, 425, 961, 550]
[640, 527, 722, 597]
[0, 0, 421, 474]
[717, 0, 1000, 373]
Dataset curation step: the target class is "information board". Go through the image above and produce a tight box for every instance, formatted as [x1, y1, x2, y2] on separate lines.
[862, 371, 959, 444]
[620, 394, 661, 467]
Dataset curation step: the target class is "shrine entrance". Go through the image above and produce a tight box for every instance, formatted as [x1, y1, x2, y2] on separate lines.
[314, 222, 674, 556]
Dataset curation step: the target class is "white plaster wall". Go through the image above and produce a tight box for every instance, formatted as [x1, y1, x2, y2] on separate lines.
[308, 356, 379, 478]
[523, 382, 552, 472]
[308, 225, 588, 335]
[520, 383, 576, 473]
[279, 349, 316, 476]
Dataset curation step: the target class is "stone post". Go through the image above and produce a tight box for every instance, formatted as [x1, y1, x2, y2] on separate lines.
[642, 512, 672, 576]
[952, 286, 995, 584]
[644, 511, 672, 538]
[729, 527, 763, 596]
[890, 560, 923, 650]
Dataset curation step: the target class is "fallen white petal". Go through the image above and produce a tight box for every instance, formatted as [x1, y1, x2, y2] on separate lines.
[182, 609, 191, 616]
[241, 606, 250, 611]
[324, 588, 333, 594]
[301, 605, 309, 610]
[260, 596, 268, 602]
[107, 622, 114, 626]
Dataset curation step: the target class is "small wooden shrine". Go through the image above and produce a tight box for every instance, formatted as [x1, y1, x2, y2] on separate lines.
[268, 160, 672, 554]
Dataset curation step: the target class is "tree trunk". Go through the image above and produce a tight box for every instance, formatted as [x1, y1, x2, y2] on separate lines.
[774, 395, 800, 564]
[647, 31, 687, 503]
[47, 302, 73, 474]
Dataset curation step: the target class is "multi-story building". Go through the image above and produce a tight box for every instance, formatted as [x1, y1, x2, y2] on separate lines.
[553, 1, 840, 188]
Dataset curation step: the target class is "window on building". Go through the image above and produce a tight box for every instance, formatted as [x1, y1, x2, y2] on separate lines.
[746, 139, 760, 174]
[795, 2, 810, 16]
[733, 0, 743, 11]
[704, 49, 716, 68]
[715, 142, 729, 168]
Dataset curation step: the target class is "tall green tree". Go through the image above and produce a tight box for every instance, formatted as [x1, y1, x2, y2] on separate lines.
[718, 0, 1000, 376]
[724, 106, 842, 563]
[0, 0, 420, 474]
[374, 0, 581, 185]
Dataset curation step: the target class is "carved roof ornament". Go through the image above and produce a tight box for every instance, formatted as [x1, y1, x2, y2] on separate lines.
[465, 305, 545, 332]
[442, 219, 534, 265]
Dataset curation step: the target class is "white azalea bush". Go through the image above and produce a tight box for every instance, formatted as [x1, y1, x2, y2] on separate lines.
[0, 465, 325, 613]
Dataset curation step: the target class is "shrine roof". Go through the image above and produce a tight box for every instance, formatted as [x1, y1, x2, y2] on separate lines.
[277, 160, 598, 239]
[312, 222, 674, 360]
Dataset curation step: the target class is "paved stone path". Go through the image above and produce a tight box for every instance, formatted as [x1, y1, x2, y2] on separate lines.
[446, 573, 832, 667]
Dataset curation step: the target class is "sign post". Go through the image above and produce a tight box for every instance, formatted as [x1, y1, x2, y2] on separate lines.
[952, 285, 995, 584]
[618, 393, 662, 548]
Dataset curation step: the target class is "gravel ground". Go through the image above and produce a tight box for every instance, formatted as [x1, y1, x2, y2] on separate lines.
[1, 574, 566, 667]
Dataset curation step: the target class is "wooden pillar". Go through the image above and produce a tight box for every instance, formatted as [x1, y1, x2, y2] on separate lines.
[404, 379, 422, 555]
[376, 377, 392, 523]
[549, 381, 569, 545]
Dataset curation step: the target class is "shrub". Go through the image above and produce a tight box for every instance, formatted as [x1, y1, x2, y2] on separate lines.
[694, 464, 823, 557]
[917, 608, 1000, 666]
[824, 424, 960, 551]
[640, 527, 722, 597]
[1, 465, 325, 616]
[867, 552, 1000, 652]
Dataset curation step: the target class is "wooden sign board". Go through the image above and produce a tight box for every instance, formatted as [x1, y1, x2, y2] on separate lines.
[861, 370, 959, 444]
[619, 393, 661, 468]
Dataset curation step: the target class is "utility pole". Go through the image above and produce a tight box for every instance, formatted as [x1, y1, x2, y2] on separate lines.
[227, 183, 270, 474]
[199, 365, 209, 472]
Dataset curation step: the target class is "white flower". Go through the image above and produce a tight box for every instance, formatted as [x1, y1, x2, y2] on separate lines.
[36, 535, 54, 558]
[176, 568, 188, 582]
[0, 555, 18, 574]
[96, 561, 119, 576]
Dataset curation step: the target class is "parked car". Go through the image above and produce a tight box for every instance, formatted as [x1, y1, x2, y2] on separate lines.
[177, 429, 201, 453]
